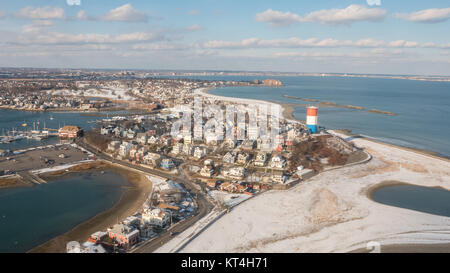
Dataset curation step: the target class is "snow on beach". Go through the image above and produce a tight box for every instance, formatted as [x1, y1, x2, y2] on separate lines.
[177, 131, 450, 253]
[194, 88, 299, 123]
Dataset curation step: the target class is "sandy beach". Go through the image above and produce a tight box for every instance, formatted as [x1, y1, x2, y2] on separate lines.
[29, 162, 152, 253]
[170, 89, 450, 253]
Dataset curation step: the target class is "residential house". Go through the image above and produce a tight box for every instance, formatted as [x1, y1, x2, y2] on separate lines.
[270, 155, 286, 169]
[200, 164, 214, 178]
[223, 167, 245, 179]
[193, 146, 207, 159]
[119, 142, 134, 157]
[223, 152, 236, 164]
[241, 140, 255, 150]
[219, 182, 246, 193]
[254, 152, 268, 167]
[182, 144, 193, 156]
[136, 133, 147, 145]
[237, 152, 250, 164]
[171, 142, 183, 155]
[224, 139, 236, 149]
[108, 224, 139, 250]
[147, 135, 159, 145]
[160, 158, 175, 170]
[142, 208, 170, 228]
[143, 153, 161, 167]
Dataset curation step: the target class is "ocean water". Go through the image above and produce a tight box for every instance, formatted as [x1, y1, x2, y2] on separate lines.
[203, 76, 450, 158]
[0, 109, 127, 151]
[0, 171, 129, 253]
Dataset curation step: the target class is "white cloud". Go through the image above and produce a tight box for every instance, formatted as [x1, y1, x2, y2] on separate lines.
[396, 8, 450, 23]
[255, 9, 303, 27]
[439, 43, 450, 49]
[0, 10, 6, 19]
[18, 31, 161, 45]
[187, 24, 203, 31]
[188, 10, 199, 16]
[366, 0, 381, 6]
[387, 40, 419, 48]
[132, 42, 187, 51]
[255, 5, 386, 26]
[201, 37, 390, 49]
[101, 4, 148, 22]
[275, 48, 405, 59]
[421, 42, 436, 48]
[303, 4, 386, 25]
[32, 20, 53, 27]
[14, 6, 65, 20]
[66, 0, 81, 6]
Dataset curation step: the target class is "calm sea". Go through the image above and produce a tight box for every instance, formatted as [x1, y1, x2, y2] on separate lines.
[197, 76, 450, 158]
[0, 171, 129, 253]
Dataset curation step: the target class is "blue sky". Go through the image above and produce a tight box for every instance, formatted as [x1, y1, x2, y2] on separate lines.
[0, 0, 449, 75]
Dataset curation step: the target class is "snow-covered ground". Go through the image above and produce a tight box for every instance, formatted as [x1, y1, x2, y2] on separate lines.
[31, 160, 94, 175]
[176, 132, 450, 253]
[208, 190, 252, 208]
[48, 86, 135, 101]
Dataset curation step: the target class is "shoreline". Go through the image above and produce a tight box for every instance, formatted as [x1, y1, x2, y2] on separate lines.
[28, 161, 152, 253]
[196, 87, 449, 161]
[184, 87, 450, 253]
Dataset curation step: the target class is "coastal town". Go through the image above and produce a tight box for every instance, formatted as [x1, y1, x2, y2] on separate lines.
[0, 68, 448, 254]
[0, 69, 365, 253]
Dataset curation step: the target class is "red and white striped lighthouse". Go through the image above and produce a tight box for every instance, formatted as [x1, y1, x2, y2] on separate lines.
[306, 106, 318, 133]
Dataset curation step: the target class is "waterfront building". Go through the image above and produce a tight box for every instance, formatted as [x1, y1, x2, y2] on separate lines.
[160, 158, 175, 170]
[142, 208, 170, 228]
[108, 224, 139, 250]
[143, 153, 161, 167]
[119, 142, 134, 157]
[58, 126, 82, 139]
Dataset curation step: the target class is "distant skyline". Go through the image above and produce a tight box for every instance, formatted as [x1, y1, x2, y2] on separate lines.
[0, 0, 449, 75]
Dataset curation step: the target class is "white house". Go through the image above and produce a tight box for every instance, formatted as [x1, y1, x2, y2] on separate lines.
[193, 146, 207, 159]
[223, 167, 245, 179]
[147, 135, 159, 145]
[136, 133, 147, 145]
[119, 142, 134, 157]
[143, 153, 161, 167]
[223, 152, 236, 164]
[171, 142, 183, 155]
[270, 155, 286, 169]
[142, 208, 170, 228]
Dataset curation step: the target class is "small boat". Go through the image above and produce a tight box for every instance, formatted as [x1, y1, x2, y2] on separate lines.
[50, 115, 54, 120]
[22, 123, 27, 127]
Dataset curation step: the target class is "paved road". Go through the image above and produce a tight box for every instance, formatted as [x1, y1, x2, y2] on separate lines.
[75, 138, 215, 253]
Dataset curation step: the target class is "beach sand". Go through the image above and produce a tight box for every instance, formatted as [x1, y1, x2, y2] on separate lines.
[29, 163, 152, 253]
